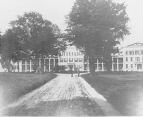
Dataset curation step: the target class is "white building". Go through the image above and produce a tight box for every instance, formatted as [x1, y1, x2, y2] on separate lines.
[59, 46, 84, 71]
[0, 42, 143, 72]
[120, 42, 143, 71]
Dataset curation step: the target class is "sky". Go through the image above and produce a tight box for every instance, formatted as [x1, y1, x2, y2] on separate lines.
[0, 0, 143, 47]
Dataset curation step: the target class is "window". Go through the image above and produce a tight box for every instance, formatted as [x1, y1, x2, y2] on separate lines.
[131, 64, 133, 68]
[27, 60, 30, 71]
[126, 64, 128, 68]
[22, 59, 25, 64]
[22, 60, 25, 72]
[130, 57, 133, 61]
[79, 58, 82, 62]
[135, 57, 140, 61]
[62, 52, 65, 56]
[74, 58, 78, 62]
[126, 51, 128, 55]
[126, 57, 128, 62]
[31, 60, 34, 71]
[129, 51, 134, 55]
[60, 58, 63, 62]
[141, 50, 143, 54]
[135, 51, 139, 55]
[79, 65, 82, 68]
[69, 58, 73, 62]
[74, 52, 76, 56]
[69, 52, 70, 56]
[66, 52, 68, 56]
[64, 58, 68, 62]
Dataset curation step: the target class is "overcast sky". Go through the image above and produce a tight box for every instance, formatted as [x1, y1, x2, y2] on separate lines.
[0, 0, 143, 47]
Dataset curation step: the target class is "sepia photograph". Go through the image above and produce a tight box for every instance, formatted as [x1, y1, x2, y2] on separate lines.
[0, 0, 143, 116]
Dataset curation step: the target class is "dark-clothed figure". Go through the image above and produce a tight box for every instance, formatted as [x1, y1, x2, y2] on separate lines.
[77, 69, 80, 77]
[71, 69, 73, 77]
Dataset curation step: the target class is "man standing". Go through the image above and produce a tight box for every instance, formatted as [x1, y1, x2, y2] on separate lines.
[77, 68, 80, 77]
[71, 69, 73, 77]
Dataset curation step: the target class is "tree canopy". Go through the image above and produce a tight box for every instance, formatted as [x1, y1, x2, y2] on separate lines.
[66, 0, 130, 72]
[1, 12, 66, 72]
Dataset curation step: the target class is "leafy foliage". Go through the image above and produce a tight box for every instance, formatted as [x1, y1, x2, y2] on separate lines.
[1, 12, 66, 72]
[66, 0, 130, 72]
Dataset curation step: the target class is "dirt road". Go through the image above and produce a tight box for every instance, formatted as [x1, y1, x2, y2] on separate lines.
[0, 74, 105, 116]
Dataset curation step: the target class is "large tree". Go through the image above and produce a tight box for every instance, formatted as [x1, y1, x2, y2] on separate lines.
[66, 0, 130, 72]
[1, 29, 25, 72]
[1, 12, 66, 72]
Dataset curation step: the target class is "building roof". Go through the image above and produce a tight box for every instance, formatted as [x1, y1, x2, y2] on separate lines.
[124, 42, 143, 48]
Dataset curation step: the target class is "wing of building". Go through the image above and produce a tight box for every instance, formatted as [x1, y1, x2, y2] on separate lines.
[0, 42, 143, 72]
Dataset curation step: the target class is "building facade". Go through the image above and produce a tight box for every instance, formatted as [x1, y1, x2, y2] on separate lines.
[0, 42, 143, 72]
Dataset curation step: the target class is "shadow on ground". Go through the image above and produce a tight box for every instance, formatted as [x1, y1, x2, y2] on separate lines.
[4, 97, 104, 116]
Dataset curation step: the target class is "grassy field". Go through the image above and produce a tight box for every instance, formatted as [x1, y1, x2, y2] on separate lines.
[0, 72, 56, 107]
[82, 72, 143, 97]
[82, 72, 143, 115]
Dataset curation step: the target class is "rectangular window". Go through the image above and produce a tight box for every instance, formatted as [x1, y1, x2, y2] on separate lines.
[74, 52, 76, 56]
[79, 58, 82, 62]
[64, 58, 68, 62]
[69, 58, 73, 62]
[79, 65, 82, 68]
[141, 50, 143, 54]
[126, 51, 128, 55]
[131, 64, 133, 68]
[129, 51, 134, 55]
[126, 64, 128, 68]
[22, 59, 25, 72]
[135, 51, 139, 55]
[60, 58, 63, 62]
[136, 57, 140, 61]
[77, 52, 79, 56]
[126, 57, 128, 62]
[27, 60, 30, 71]
[22, 59, 25, 64]
[62, 52, 65, 56]
[22, 65, 25, 72]
[66, 52, 68, 56]
[69, 52, 70, 56]
[130, 57, 133, 61]
[31, 60, 34, 71]
[74, 58, 78, 62]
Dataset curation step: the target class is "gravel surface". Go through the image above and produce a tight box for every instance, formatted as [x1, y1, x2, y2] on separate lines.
[0, 74, 104, 116]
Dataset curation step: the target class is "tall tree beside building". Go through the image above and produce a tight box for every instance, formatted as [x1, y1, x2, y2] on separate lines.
[1, 12, 65, 72]
[1, 29, 25, 72]
[66, 0, 130, 72]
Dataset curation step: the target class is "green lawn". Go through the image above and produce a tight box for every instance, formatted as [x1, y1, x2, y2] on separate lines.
[82, 72, 143, 115]
[0, 72, 56, 107]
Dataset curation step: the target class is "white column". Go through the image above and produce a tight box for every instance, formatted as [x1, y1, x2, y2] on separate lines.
[30, 60, 31, 72]
[25, 60, 27, 72]
[112, 57, 114, 71]
[117, 58, 119, 71]
[49, 58, 50, 72]
[97, 59, 99, 71]
[19, 61, 22, 72]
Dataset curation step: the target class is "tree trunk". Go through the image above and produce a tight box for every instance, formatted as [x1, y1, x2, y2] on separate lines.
[34, 58, 40, 73]
[89, 56, 95, 73]
[105, 60, 112, 72]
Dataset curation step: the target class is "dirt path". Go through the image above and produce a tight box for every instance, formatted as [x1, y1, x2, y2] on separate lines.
[0, 74, 105, 116]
